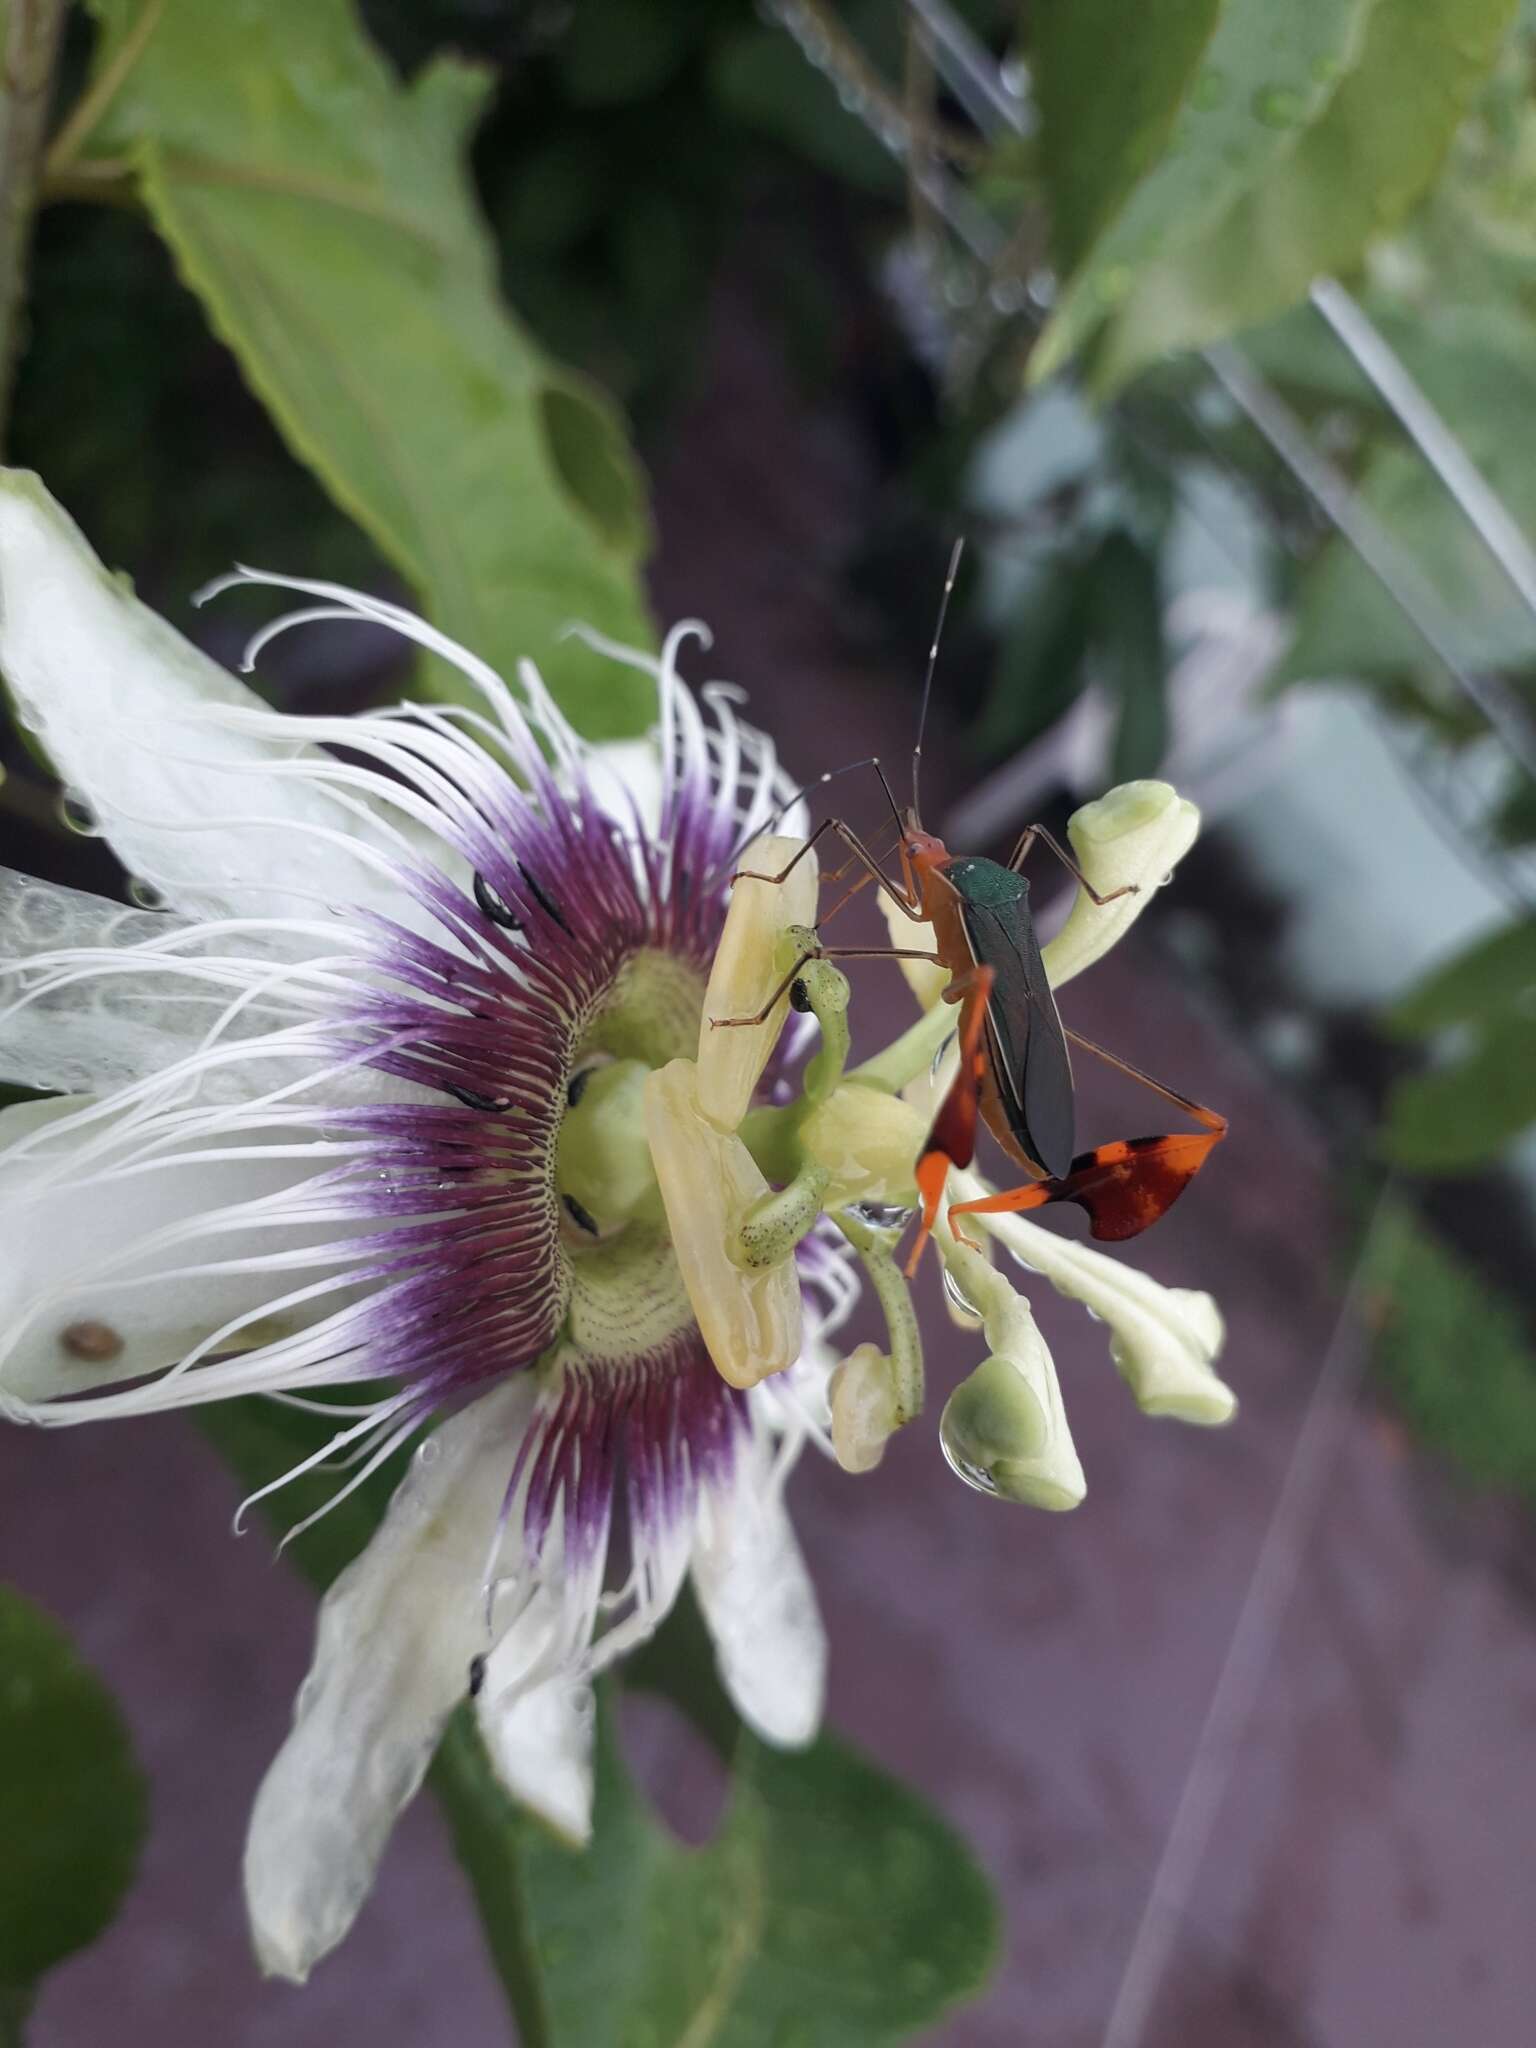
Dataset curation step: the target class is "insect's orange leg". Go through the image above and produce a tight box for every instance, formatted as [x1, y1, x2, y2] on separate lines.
[949, 1115, 1228, 1244]
[903, 964, 994, 1280]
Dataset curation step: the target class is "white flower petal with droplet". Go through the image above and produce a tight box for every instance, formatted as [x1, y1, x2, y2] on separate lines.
[244, 1379, 539, 1982]
[0, 473, 433, 925]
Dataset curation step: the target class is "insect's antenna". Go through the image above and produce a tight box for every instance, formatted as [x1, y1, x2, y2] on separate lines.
[871, 757, 905, 838]
[913, 536, 965, 819]
[722, 754, 879, 873]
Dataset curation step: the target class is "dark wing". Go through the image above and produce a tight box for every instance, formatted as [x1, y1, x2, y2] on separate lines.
[960, 895, 1076, 1178]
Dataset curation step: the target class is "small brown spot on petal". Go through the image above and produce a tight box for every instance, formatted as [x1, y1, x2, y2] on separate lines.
[60, 1319, 124, 1363]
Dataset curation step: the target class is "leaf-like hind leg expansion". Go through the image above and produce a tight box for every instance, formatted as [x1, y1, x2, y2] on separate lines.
[903, 964, 995, 1280]
[948, 1032, 1227, 1242]
[949, 1127, 1227, 1242]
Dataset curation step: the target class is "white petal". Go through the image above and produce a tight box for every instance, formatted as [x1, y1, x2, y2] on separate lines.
[245, 1379, 538, 1981]
[1040, 780, 1200, 989]
[0, 1093, 362, 1407]
[0, 471, 415, 922]
[478, 1667, 595, 1844]
[581, 737, 665, 840]
[692, 1434, 825, 1748]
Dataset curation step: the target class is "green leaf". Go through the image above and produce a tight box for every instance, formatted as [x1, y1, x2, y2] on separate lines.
[0, 1588, 147, 2006]
[1031, 0, 1222, 280]
[1089, 530, 1170, 780]
[972, 554, 1093, 757]
[1031, 0, 1376, 382]
[434, 1696, 998, 2048]
[1093, 0, 1517, 389]
[1383, 1007, 1536, 1167]
[1388, 913, 1536, 1035]
[1364, 1199, 1536, 1497]
[81, 0, 655, 738]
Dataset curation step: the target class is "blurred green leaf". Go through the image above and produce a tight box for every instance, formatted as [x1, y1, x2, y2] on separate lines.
[1365, 1199, 1536, 1497]
[1032, 0, 1373, 383]
[709, 22, 900, 196]
[973, 555, 1092, 757]
[0, 1588, 147, 2013]
[1388, 913, 1536, 1034]
[1093, 0, 1516, 388]
[1383, 1008, 1536, 1167]
[1031, 0, 1221, 282]
[1090, 529, 1169, 779]
[80, 0, 655, 737]
[436, 1696, 999, 2048]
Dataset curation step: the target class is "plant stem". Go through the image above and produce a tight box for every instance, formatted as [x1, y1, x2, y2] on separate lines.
[0, 0, 65, 447]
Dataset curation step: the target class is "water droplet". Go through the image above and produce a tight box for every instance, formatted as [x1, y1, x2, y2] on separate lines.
[58, 789, 101, 836]
[1026, 267, 1057, 309]
[1156, 871, 1175, 888]
[128, 877, 170, 911]
[1311, 53, 1342, 85]
[1191, 68, 1227, 111]
[942, 1265, 983, 1326]
[416, 1437, 441, 1467]
[990, 276, 1029, 316]
[1252, 86, 1306, 128]
[852, 1201, 914, 1231]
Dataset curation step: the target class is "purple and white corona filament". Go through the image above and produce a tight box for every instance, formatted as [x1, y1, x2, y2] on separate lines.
[0, 473, 853, 1980]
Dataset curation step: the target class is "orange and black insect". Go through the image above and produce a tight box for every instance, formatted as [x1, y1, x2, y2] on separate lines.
[715, 542, 1227, 1274]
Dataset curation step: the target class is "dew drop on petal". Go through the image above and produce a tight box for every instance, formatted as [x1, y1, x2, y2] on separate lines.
[128, 877, 170, 911]
[58, 789, 101, 836]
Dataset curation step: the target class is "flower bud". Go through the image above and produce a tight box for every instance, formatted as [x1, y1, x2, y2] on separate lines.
[940, 1351, 1085, 1511]
[696, 834, 819, 1130]
[644, 1058, 801, 1389]
[829, 1342, 899, 1473]
[1041, 780, 1199, 990]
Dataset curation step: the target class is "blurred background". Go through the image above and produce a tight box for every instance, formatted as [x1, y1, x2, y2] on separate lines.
[4, 1, 1536, 2043]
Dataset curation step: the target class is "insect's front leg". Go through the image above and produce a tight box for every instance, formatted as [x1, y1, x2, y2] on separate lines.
[1007, 823, 1138, 906]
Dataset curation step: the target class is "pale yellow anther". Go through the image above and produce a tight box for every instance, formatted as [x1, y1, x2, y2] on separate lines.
[799, 1083, 925, 1209]
[696, 833, 819, 1131]
[643, 1058, 802, 1389]
[879, 886, 950, 1009]
[953, 1166, 1235, 1426]
[1041, 780, 1200, 990]
[829, 1342, 899, 1473]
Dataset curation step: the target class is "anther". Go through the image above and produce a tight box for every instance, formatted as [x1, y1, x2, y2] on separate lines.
[446, 1083, 513, 1112]
[563, 1193, 601, 1236]
[468, 1653, 487, 1698]
[789, 979, 813, 1013]
[473, 871, 522, 930]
